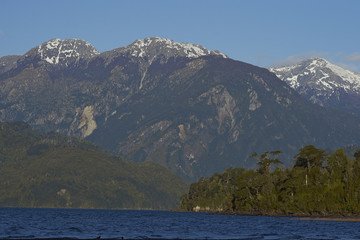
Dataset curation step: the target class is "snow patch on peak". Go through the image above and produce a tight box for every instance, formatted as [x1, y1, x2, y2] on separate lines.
[323, 60, 360, 87]
[309, 57, 328, 65]
[305, 58, 360, 90]
[45, 38, 61, 50]
[127, 37, 228, 59]
[36, 38, 99, 65]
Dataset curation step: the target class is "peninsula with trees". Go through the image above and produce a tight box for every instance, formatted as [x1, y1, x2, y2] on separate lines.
[180, 145, 360, 217]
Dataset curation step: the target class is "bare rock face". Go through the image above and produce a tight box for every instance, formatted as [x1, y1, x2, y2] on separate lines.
[198, 85, 239, 135]
[1, 38, 360, 180]
[77, 105, 97, 138]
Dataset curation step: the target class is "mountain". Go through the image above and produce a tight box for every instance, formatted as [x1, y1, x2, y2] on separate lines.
[0, 121, 188, 209]
[1, 38, 360, 181]
[269, 58, 360, 117]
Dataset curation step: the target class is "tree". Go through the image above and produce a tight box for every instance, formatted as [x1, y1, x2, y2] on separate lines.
[327, 148, 348, 182]
[251, 151, 282, 175]
[294, 145, 327, 186]
[354, 150, 360, 160]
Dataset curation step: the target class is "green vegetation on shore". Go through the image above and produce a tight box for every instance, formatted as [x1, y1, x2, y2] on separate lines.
[0, 121, 189, 210]
[180, 145, 360, 216]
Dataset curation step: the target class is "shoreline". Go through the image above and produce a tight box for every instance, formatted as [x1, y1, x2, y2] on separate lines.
[292, 217, 360, 222]
[0, 238, 182, 240]
[190, 209, 360, 221]
[4, 206, 360, 222]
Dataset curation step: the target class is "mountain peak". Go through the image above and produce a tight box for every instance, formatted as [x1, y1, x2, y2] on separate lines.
[113, 37, 228, 59]
[270, 58, 360, 93]
[34, 38, 99, 65]
[307, 57, 330, 67]
[269, 58, 360, 116]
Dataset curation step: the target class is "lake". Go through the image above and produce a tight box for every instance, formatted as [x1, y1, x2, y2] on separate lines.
[1, 208, 360, 239]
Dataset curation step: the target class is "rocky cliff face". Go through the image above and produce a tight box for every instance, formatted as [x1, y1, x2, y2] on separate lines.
[1, 39, 360, 180]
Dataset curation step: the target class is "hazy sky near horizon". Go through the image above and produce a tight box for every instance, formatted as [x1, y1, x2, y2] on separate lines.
[1, 0, 360, 71]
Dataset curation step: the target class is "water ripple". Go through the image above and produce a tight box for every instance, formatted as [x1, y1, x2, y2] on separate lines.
[1, 208, 360, 240]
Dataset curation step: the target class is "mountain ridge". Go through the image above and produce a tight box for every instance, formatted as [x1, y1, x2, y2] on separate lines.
[0, 37, 227, 65]
[106, 37, 228, 59]
[1, 39, 360, 181]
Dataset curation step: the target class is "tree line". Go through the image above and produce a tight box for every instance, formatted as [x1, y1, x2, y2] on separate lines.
[180, 145, 360, 216]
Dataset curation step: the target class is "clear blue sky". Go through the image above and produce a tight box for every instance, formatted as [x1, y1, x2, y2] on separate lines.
[1, 0, 360, 71]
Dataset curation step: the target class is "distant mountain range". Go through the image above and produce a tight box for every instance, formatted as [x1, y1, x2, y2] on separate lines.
[269, 58, 360, 117]
[1, 38, 360, 181]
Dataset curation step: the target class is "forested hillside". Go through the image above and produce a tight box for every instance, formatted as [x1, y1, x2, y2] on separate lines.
[0, 121, 188, 209]
[180, 146, 360, 216]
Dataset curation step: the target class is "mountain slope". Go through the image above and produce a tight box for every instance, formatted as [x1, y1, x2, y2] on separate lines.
[0, 55, 20, 74]
[1, 39, 360, 181]
[0, 121, 188, 209]
[269, 58, 360, 117]
[87, 55, 360, 180]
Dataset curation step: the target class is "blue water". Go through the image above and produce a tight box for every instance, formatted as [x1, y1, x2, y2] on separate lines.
[1, 208, 360, 240]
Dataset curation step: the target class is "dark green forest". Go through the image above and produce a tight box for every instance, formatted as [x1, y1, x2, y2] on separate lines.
[180, 146, 360, 216]
[0, 121, 188, 210]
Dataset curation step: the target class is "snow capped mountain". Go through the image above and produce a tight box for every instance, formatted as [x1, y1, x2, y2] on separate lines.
[269, 58, 360, 116]
[7, 37, 226, 70]
[104, 37, 228, 60]
[270, 58, 360, 93]
[28, 38, 99, 65]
